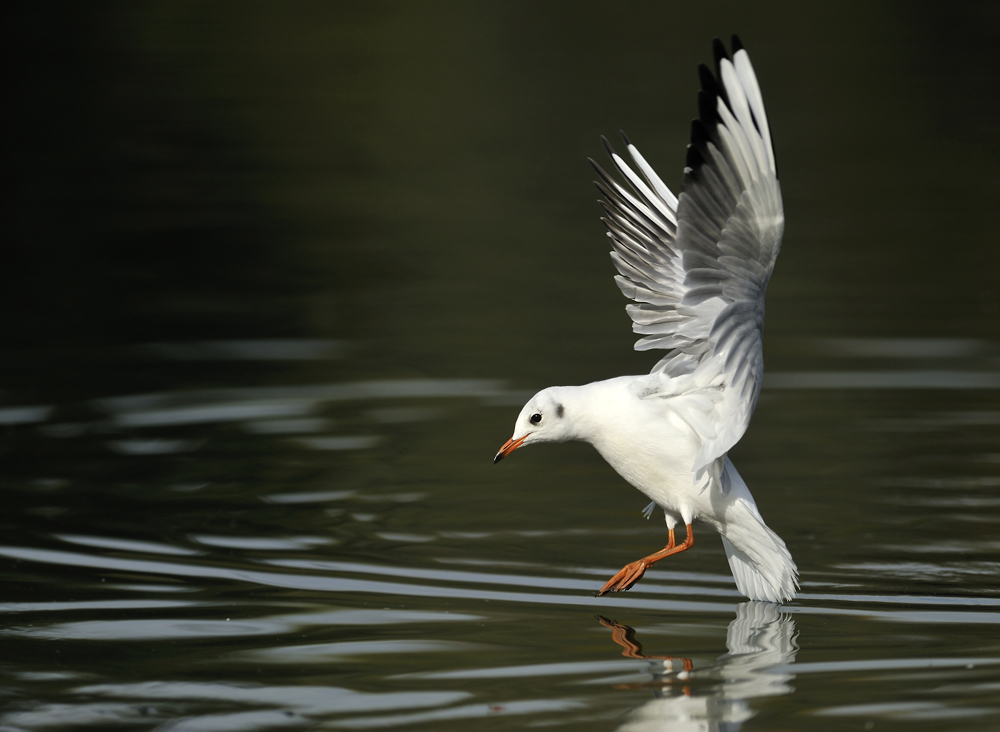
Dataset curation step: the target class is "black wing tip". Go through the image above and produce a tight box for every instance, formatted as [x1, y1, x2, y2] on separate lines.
[588, 156, 609, 180]
[714, 35, 745, 58]
[712, 37, 728, 60]
[686, 117, 715, 175]
[690, 118, 712, 150]
[619, 129, 632, 147]
[711, 37, 729, 75]
[697, 88, 720, 126]
[600, 134, 617, 159]
[698, 61, 729, 119]
[685, 142, 705, 171]
[591, 175, 618, 204]
[698, 63, 718, 93]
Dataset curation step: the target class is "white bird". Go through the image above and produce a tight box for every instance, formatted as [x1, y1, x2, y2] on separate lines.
[494, 36, 798, 603]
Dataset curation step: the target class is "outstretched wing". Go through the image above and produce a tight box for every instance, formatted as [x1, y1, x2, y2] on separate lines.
[592, 36, 784, 472]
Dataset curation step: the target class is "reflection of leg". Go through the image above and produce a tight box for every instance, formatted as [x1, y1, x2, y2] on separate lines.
[597, 617, 693, 671]
[597, 616, 693, 692]
[597, 524, 693, 596]
[597, 615, 644, 658]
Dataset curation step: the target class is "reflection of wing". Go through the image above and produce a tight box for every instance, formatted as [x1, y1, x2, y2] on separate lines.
[592, 36, 784, 471]
[720, 601, 798, 696]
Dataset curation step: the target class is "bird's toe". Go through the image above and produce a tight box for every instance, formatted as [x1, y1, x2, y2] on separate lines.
[598, 561, 648, 596]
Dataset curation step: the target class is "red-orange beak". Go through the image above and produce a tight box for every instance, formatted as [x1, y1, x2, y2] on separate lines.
[493, 434, 529, 464]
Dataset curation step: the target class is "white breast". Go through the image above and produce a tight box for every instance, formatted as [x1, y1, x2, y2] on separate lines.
[579, 377, 708, 517]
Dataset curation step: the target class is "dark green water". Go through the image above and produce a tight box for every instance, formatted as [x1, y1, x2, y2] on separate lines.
[4, 2, 1000, 730]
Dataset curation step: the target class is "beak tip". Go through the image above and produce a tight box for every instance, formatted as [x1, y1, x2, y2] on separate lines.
[494, 433, 528, 464]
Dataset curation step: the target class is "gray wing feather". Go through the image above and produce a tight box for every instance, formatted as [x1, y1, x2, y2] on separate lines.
[593, 37, 785, 473]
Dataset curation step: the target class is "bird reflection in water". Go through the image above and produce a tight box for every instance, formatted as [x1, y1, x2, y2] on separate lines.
[599, 602, 797, 731]
[598, 616, 695, 693]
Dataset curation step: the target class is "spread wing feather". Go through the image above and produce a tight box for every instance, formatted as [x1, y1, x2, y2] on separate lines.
[591, 35, 784, 474]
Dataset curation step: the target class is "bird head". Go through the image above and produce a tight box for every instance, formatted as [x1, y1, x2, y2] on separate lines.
[493, 387, 573, 463]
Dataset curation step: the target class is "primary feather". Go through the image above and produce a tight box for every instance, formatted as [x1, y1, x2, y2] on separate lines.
[592, 35, 784, 476]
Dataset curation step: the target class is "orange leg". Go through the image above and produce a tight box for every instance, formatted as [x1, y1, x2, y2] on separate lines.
[597, 523, 693, 596]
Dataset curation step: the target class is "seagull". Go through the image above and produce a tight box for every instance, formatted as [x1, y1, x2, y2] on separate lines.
[494, 36, 798, 603]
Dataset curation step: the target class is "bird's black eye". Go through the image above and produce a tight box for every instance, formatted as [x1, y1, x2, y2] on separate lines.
[529, 413, 542, 425]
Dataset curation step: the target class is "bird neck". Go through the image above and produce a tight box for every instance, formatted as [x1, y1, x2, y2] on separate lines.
[556, 379, 630, 447]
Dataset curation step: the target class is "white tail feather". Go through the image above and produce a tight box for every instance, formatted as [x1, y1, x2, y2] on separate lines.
[721, 460, 798, 602]
[722, 534, 796, 603]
